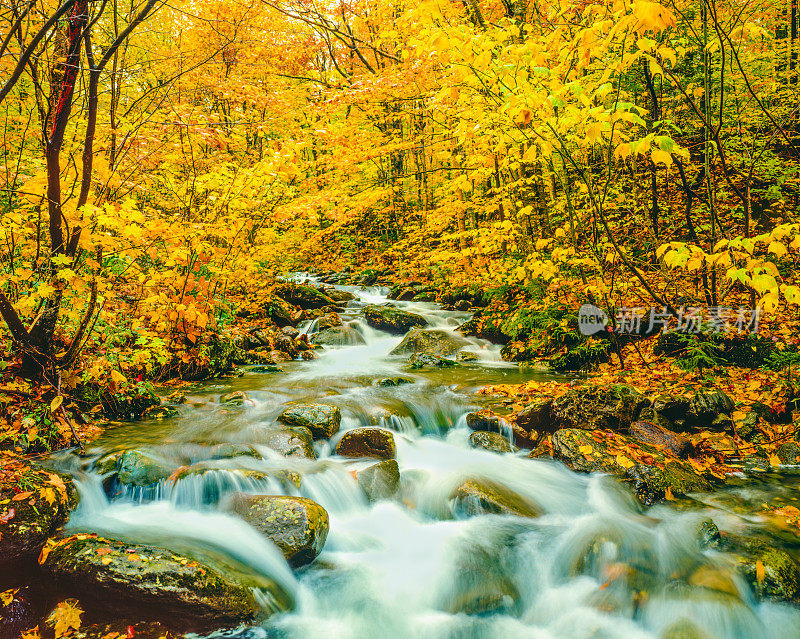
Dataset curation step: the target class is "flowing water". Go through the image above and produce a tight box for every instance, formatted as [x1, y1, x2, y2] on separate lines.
[52, 279, 800, 639]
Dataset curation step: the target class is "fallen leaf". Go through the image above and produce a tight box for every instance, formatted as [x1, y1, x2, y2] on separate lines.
[0, 588, 19, 605]
[756, 560, 765, 586]
[47, 599, 83, 637]
[12, 492, 33, 501]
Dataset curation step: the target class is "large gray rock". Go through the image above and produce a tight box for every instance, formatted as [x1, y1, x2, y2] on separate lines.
[227, 494, 329, 567]
[363, 305, 427, 334]
[41, 535, 285, 631]
[390, 329, 468, 358]
[277, 404, 341, 440]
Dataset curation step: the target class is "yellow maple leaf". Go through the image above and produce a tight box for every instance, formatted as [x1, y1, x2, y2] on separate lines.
[47, 600, 83, 637]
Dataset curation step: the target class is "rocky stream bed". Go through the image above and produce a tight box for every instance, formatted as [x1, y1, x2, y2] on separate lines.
[2, 277, 800, 639]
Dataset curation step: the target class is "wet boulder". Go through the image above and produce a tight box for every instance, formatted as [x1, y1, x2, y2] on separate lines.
[277, 403, 341, 440]
[628, 421, 692, 458]
[456, 351, 479, 362]
[312, 326, 366, 346]
[117, 450, 173, 487]
[363, 305, 427, 334]
[226, 494, 329, 567]
[272, 334, 299, 359]
[335, 428, 396, 460]
[467, 410, 534, 448]
[390, 328, 468, 358]
[0, 466, 77, 570]
[207, 443, 262, 460]
[374, 376, 414, 387]
[272, 283, 334, 310]
[515, 399, 555, 436]
[550, 385, 644, 431]
[724, 535, 800, 604]
[409, 353, 457, 368]
[315, 312, 342, 331]
[468, 431, 515, 454]
[220, 390, 247, 406]
[257, 426, 316, 459]
[325, 289, 356, 303]
[41, 535, 281, 631]
[450, 479, 540, 518]
[465, 410, 503, 434]
[546, 428, 711, 504]
[357, 459, 400, 501]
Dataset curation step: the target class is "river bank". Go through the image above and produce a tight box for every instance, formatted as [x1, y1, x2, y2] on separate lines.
[1, 275, 799, 638]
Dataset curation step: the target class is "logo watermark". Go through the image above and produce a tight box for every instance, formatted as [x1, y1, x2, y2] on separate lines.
[578, 304, 609, 336]
[579, 305, 761, 336]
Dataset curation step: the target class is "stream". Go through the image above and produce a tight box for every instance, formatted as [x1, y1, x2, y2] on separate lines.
[52, 278, 800, 639]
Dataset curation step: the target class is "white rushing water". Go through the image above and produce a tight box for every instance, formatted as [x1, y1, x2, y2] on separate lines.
[61, 277, 800, 639]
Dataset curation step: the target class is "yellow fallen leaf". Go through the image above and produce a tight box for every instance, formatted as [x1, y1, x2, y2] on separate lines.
[50, 396, 63, 412]
[616, 455, 634, 469]
[1, 588, 19, 605]
[47, 599, 83, 637]
[578, 444, 594, 454]
[756, 559, 765, 586]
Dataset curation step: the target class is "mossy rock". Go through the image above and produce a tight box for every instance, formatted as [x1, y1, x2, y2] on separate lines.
[652, 394, 691, 420]
[260, 294, 295, 327]
[363, 305, 427, 335]
[465, 410, 503, 434]
[226, 494, 329, 567]
[548, 428, 711, 505]
[374, 377, 414, 387]
[220, 390, 247, 406]
[335, 428, 396, 460]
[357, 459, 400, 501]
[257, 426, 316, 459]
[687, 390, 735, 428]
[41, 535, 285, 631]
[277, 404, 341, 440]
[390, 328, 468, 358]
[0, 466, 78, 569]
[724, 535, 800, 604]
[551, 385, 643, 431]
[450, 478, 540, 518]
[311, 326, 366, 346]
[207, 443, 262, 460]
[117, 450, 173, 487]
[250, 364, 284, 373]
[776, 441, 800, 465]
[409, 353, 458, 369]
[326, 289, 356, 303]
[272, 283, 334, 310]
[468, 431, 515, 454]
